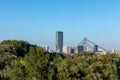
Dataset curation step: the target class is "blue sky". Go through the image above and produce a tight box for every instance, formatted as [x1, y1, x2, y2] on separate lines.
[0, 0, 120, 50]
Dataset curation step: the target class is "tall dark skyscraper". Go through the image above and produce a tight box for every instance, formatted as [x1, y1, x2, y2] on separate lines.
[56, 31, 63, 53]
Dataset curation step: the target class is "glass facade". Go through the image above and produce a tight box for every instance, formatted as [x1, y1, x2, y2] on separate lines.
[56, 31, 63, 53]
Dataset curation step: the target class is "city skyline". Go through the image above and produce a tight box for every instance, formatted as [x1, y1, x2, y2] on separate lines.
[0, 0, 120, 50]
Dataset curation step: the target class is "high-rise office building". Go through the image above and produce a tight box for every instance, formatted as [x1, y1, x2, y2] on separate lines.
[74, 46, 84, 53]
[56, 31, 63, 53]
[78, 46, 84, 53]
[94, 45, 98, 52]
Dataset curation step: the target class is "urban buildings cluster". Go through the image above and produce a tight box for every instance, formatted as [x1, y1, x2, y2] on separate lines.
[56, 31, 100, 54]
[63, 46, 83, 54]
[43, 31, 100, 54]
[43, 31, 120, 54]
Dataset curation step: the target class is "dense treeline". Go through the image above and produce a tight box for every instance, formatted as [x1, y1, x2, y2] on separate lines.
[0, 40, 120, 80]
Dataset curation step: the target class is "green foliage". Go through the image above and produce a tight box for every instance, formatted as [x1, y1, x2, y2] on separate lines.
[0, 40, 32, 57]
[0, 40, 120, 80]
[6, 51, 49, 80]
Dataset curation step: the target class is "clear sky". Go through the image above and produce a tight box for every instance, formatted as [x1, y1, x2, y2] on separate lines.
[0, 0, 120, 50]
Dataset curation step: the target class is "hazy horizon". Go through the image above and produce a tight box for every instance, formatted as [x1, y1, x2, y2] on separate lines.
[0, 0, 120, 50]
